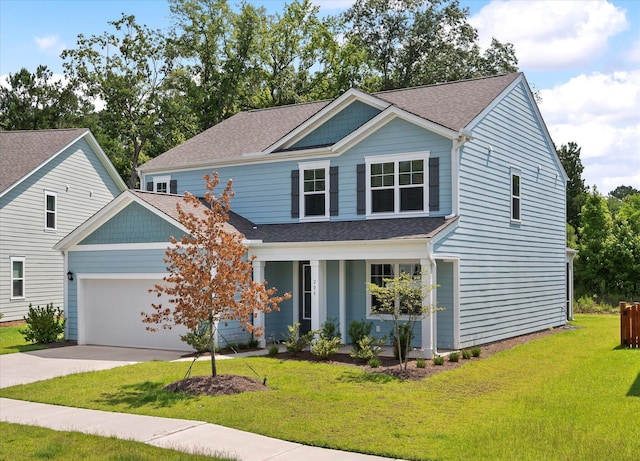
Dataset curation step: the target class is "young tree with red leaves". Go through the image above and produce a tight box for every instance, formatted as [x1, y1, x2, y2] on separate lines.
[142, 172, 290, 376]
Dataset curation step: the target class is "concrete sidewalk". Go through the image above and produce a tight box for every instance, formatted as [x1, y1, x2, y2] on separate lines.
[0, 346, 397, 461]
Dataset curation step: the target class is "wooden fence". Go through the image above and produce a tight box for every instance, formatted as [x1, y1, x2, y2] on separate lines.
[620, 302, 640, 348]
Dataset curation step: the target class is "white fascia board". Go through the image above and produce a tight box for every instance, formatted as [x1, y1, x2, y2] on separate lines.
[465, 73, 568, 184]
[66, 242, 172, 252]
[263, 89, 390, 154]
[77, 272, 168, 280]
[247, 238, 430, 262]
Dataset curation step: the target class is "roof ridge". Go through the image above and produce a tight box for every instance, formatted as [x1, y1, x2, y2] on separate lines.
[373, 72, 521, 96]
[0, 127, 88, 134]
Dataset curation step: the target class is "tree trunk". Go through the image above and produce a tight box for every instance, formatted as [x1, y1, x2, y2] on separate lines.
[209, 312, 217, 377]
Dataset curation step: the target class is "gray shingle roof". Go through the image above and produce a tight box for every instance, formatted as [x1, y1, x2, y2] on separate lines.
[139, 73, 521, 172]
[0, 128, 89, 194]
[130, 190, 455, 243]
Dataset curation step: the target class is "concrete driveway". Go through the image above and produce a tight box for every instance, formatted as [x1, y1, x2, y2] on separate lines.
[0, 345, 184, 388]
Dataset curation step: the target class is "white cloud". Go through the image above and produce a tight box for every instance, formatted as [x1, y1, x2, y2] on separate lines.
[34, 35, 65, 56]
[539, 71, 640, 191]
[471, 0, 628, 70]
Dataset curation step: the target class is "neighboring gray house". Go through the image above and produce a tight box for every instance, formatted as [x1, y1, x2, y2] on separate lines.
[57, 73, 573, 355]
[0, 129, 125, 322]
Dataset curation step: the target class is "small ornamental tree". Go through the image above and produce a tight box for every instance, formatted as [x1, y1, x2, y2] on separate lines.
[142, 172, 291, 376]
[366, 270, 437, 372]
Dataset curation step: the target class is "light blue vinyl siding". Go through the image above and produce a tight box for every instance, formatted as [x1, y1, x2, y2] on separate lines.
[264, 261, 295, 342]
[80, 202, 184, 245]
[290, 101, 381, 149]
[435, 81, 566, 347]
[436, 261, 455, 349]
[146, 118, 452, 224]
[0, 137, 122, 321]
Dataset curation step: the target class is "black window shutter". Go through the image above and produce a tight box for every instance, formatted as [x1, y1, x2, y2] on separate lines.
[291, 169, 300, 218]
[356, 163, 366, 215]
[429, 157, 440, 211]
[169, 179, 177, 194]
[146, 181, 153, 191]
[330, 166, 339, 216]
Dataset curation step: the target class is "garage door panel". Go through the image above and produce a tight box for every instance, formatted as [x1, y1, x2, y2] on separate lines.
[83, 279, 190, 351]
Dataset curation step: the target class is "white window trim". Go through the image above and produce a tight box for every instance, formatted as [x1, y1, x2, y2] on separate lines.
[10, 256, 26, 300]
[510, 167, 522, 223]
[298, 160, 330, 222]
[365, 260, 422, 320]
[365, 151, 430, 218]
[153, 175, 171, 194]
[44, 190, 57, 231]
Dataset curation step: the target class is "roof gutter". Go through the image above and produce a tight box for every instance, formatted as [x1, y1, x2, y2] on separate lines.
[446, 129, 474, 219]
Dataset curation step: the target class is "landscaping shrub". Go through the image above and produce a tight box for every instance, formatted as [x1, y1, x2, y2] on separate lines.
[471, 347, 481, 358]
[20, 303, 65, 344]
[348, 319, 372, 352]
[310, 319, 342, 359]
[416, 357, 426, 368]
[461, 349, 472, 360]
[268, 344, 279, 356]
[368, 357, 381, 368]
[433, 356, 444, 365]
[283, 322, 313, 355]
[448, 352, 460, 362]
[180, 320, 212, 353]
[349, 335, 386, 362]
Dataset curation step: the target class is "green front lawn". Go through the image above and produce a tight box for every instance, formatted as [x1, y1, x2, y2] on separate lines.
[0, 422, 236, 461]
[0, 326, 46, 355]
[1, 315, 638, 460]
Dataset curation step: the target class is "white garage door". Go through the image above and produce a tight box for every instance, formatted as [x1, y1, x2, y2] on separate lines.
[82, 278, 190, 351]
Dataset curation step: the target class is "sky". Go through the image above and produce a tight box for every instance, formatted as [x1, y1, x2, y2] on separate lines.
[1, 0, 639, 194]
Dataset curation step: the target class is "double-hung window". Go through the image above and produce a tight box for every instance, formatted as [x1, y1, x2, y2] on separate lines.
[511, 168, 521, 222]
[154, 175, 170, 194]
[298, 160, 330, 220]
[44, 191, 56, 231]
[10, 257, 25, 299]
[368, 262, 422, 316]
[366, 152, 428, 216]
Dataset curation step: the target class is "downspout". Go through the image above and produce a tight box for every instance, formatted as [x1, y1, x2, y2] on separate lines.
[446, 129, 474, 219]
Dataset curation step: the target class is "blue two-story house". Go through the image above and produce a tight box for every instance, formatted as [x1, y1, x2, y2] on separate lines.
[56, 73, 571, 355]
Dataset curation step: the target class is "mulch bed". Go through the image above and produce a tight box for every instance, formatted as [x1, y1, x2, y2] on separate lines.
[165, 326, 572, 396]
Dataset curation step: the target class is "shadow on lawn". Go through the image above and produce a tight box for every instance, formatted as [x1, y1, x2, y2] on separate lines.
[97, 381, 194, 408]
[627, 372, 640, 397]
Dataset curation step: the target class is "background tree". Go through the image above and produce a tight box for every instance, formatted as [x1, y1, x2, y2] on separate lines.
[62, 14, 172, 187]
[367, 270, 436, 372]
[557, 142, 588, 230]
[142, 172, 291, 377]
[575, 188, 613, 297]
[608, 185, 640, 200]
[341, 0, 518, 91]
[0, 65, 92, 130]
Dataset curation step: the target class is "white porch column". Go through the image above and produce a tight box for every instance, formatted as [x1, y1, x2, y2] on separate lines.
[421, 256, 437, 359]
[252, 259, 267, 347]
[310, 260, 326, 332]
[339, 260, 347, 342]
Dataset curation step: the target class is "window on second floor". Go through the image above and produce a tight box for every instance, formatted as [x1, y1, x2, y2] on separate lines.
[44, 191, 56, 231]
[364, 152, 431, 217]
[291, 161, 338, 221]
[10, 257, 25, 299]
[511, 169, 521, 222]
[146, 176, 177, 194]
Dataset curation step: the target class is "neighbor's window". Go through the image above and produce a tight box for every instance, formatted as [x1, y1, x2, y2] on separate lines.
[366, 152, 428, 216]
[154, 175, 170, 194]
[10, 257, 25, 299]
[511, 169, 521, 221]
[299, 161, 330, 220]
[44, 191, 56, 230]
[368, 262, 421, 315]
